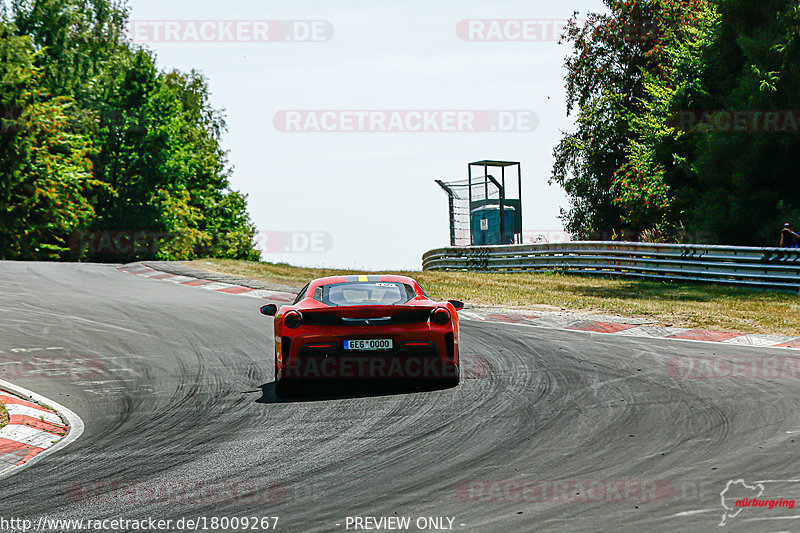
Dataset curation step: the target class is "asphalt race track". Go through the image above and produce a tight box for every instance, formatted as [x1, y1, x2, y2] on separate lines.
[2, 262, 800, 532]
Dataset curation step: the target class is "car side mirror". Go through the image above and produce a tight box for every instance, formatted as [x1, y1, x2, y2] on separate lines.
[448, 300, 464, 311]
[260, 304, 278, 316]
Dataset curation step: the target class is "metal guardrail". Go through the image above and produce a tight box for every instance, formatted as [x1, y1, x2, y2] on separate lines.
[422, 242, 800, 292]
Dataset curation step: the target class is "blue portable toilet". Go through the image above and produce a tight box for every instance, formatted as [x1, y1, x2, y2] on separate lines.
[471, 205, 515, 245]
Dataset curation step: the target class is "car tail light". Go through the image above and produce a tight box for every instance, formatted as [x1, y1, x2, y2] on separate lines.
[431, 308, 450, 326]
[284, 311, 303, 329]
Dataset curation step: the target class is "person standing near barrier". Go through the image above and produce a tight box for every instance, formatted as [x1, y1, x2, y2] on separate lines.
[780, 223, 800, 247]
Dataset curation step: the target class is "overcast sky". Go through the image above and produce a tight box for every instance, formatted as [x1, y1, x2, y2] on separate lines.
[125, 0, 607, 269]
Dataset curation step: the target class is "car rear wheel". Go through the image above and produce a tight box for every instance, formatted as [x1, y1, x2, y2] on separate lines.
[275, 378, 302, 397]
[445, 364, 460, 386]
[427, 364, 459, 389]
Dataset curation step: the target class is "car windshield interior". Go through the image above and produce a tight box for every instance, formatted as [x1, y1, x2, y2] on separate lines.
[317, 282, 413, 306]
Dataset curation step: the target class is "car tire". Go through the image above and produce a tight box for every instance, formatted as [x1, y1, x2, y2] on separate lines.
[429, 365, 459, 389]
[275, 378, 301, 397]
[446, 364, 461, 386]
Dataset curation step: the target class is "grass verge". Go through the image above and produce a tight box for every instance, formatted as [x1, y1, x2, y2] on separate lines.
[0, 402, 8, 430]
[189, 259, 800, 337]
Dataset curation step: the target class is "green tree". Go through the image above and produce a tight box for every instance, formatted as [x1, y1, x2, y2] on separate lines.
[610, 0, 718, 238]
[552, 1, 669, 239]
[0, 21, 107, 259]
[3, 0, 259, 261]
[556, 0, 800, 245]
[684, 0, 800, 245]
[90, 51, 258, 261]
[10, 0, 129, 106]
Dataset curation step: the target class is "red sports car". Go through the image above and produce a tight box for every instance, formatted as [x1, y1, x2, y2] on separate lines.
[260, 275, 463, 396]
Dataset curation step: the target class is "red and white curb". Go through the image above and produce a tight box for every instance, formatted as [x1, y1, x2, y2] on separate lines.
[118, 263, 294, 302]
[119, 263, 800, 351]
[0, 378, 84, 479]
[460, 309, 800, 351]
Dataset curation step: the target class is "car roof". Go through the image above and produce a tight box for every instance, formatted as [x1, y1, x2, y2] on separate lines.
[306, 274, 420, 291]
[296, 275, 429, 306]
[310, 274, 418, 287]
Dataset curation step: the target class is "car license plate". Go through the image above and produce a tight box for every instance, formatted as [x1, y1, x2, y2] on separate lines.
[344, 339, 393, 351]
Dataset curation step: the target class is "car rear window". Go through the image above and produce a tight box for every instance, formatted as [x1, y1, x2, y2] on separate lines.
[315, 282, 414, 306]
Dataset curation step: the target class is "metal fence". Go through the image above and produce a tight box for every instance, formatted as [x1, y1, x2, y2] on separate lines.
[422, 242, 800, 292]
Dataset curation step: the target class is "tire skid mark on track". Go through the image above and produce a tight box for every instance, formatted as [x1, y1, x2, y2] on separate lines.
[4, 262, 800, 532]
[464, 310, 800, 352]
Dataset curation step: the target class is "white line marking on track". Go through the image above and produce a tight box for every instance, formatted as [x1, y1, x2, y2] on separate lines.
[671, 509, 715, 516]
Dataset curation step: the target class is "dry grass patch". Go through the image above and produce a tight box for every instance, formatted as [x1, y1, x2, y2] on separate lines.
[189, 259, 800, 336]
[0, 402, 8, 430]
